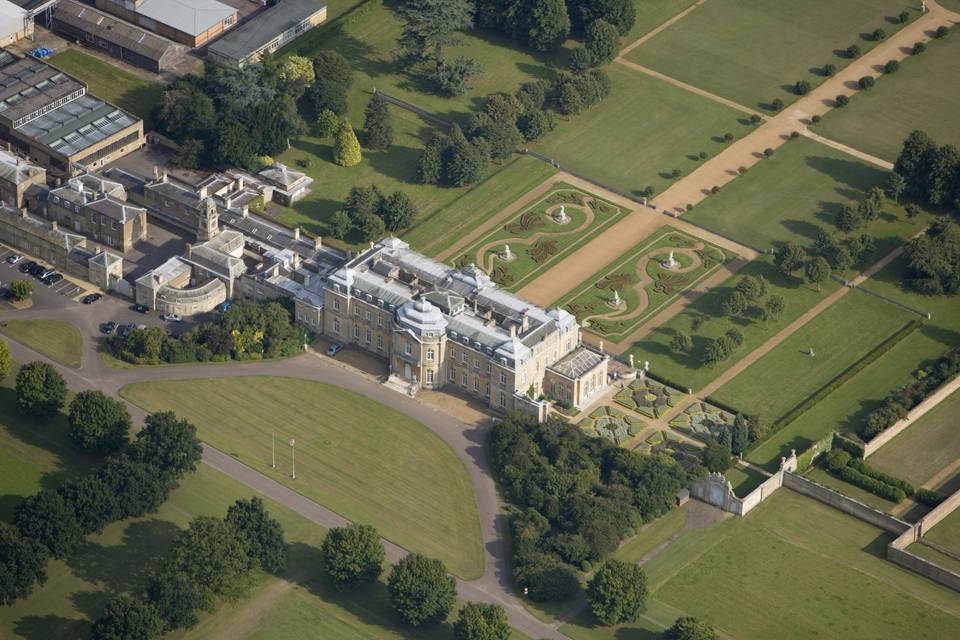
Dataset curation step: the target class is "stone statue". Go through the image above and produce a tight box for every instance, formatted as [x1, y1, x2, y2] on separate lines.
[644, 361, 650, 371]
[629, 354, 635, 368]
[662, 250, 678, 269]
[612, 290, 620, 305]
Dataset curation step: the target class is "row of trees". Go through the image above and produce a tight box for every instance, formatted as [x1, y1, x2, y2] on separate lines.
[330, 184, 417, 241]
[488, 413, 687, 601]
[903, 218, 960, 295]
[475, 0, 635, 53]
[92, 497, 286, 638]
[1, 411, 202, 606]
[107, 300, 308, 365]
[894, 130, 960, 214]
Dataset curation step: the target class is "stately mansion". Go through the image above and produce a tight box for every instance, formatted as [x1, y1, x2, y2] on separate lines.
[324, 238, 609, 416]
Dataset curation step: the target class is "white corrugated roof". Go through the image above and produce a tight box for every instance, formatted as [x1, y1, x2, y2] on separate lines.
[136, 0, 235, 38]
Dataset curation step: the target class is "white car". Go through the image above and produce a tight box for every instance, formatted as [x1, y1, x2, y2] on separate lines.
[326, 343, 343, 357]
[6, 254, 22, 264]
[161, 313, 182, 322]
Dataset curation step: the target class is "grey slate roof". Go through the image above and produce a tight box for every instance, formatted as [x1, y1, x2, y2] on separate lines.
[53, 0, 184, 61]
[548, 347, 605, 380]
[17, 94, 139, 158]
[0, 148, 42, 185]
[0, 56, 83, 123]
[207, 0, 324, 61]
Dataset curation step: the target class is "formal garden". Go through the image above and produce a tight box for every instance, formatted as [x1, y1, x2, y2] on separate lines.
[452, 186, 626, 290]
[557, 227, 730, 341]
[576, 405, 644, 444]
[668, 400, 735, 443]
[613, 377, 683, 418]
[625, 0, 919, 110]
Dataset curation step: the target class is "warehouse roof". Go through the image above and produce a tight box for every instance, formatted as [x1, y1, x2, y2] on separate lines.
[207, 0, 324, 62]
[53, 0, 183, 61]
[136, 0, 236, 39]
[18, 94, 139, 158]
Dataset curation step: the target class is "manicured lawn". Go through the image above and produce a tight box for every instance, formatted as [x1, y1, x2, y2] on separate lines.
[684, 136, 933, 254]
[0, 319, 83, 368]
[563, 490, 960, 639]
[557, 227, 730, 341]
[920, 506, 960, 567]
[712, 291, 912, 431]
[750, 325, 948, 470]
[532, 63, 748, 199]
[870, 387, 960, 490]
[626, 0, 917, 110]
[121, 377, 483, 578]
[813, 33, 960, 162]
[402, 156, 556, 258]
[803, 464, 902, 514]
[614, 505, 687, 565]
[724, 464, 768, 496]
[48, 49, 163, 130]
[627, 256, 839, 391]
[624, 0, 699, 45]
[453, 185, 626, 291]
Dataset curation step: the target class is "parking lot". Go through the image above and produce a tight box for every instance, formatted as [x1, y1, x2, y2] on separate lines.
[0, 246, 89, 302]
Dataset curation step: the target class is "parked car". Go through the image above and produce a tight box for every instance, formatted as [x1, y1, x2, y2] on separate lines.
[326, 343, 343, 357]
[82, 293, 102, 304]
[100, 321, 117, 334]
[161, 313, 182, 322]
[42, 273, 62, 286]
[33, 266, 52, 278]
[6, 254, 22, 264]
[215, 300, 235, 313]
[117, 323, 135, 338]
[132, 304, 150, 314]
[18, 260, 35, 273]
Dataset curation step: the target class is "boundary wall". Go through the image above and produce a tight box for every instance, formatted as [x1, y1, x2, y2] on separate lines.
[863, 375, 960, 458]
[887, 485, 960, 593]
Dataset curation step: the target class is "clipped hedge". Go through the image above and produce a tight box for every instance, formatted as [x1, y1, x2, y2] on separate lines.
[915, 488, 946, 507]
[849, 458, 914, 495]
[824, 449, 906, 503]
[833, 433, 866, 458]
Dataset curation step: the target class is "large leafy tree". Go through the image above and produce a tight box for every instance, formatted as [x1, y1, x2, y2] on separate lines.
[568, 0, 634, 34]
[321, 523, 385, 590]
[527, 0, 570, 51]
[15, 361, 66, 417]
[91, 594, 164, 640]
[397, 0, 475, 64]
[388, 553, 457, 626]
[148, 569, 204, 631]
[453, 602, 511, 640]
[585, 19, 620, 65]
[68, 390, 131, 454]
[57, 473, 119, 534]
[226, 497, 287, 574]
[133, 411, 203, 476]
[0, 522, 47, 605]
[98, 456, 177, 520]
[774, 242, 806, 276]
[586, 560, 648, 625]
[15, 490, 83, 559]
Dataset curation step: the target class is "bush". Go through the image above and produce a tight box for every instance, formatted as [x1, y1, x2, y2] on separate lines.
[935, 25, 949, 38]
[823, 63, 836, 77]
[915, 488, 945, 507]
[710, 185, 720, 194]
[723, 132, 733, 142]
[845, 44, 861, 59]
[664, 616, 719, 640]
[811, 114, 821, 123]
[9, 279, 31, 301]
[858, 76, 875, 90]
[830, 463, 907, 503]
[835, 94, 850, 107]
[794, 80, 811, 95]
[15, 361, 66, 416]
[770, 98, 784, 112]
[789, 131, 800, 139]
[698, 151, 708, 160]
[872, 28, 886, 41]
[912, 41, 926, 54]
[885, 59, 900, 74]
[849, 458, 913, 494]
[898, 11, 909, 24]
[763, 148, 774, 157]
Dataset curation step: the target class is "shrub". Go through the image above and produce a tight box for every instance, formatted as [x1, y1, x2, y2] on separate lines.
[790, 131, 800, 139]
[811, 114, 821, 123]
[723, 132, 733, 142]
[823, 63, 836, 77]
[710, 185, 721, 194]
[835, 94, 850, 107]
[915, 488, 945, 507]
[935, 25, 949, 38]
[831, 464, 907, 502]
[664, 616, 719, 640]
[858, 76, 875, 90]
[698, 151, 708, 160]
[912, 41, 926, 54]
[763, 148, 774, 157]
[749, 114, 761, 124]
[770, 98, 784, 111]
[845, 44, 861, 58]
[872, 28, 886, 41]
[9, 279, 31, 301]
[670, 168, 682, 179]
[849, 458, 913, 495]
[737, 165, 748, 175]
[794, 80, 811, 95]
[885, 59, 899, 74]
[898, 10, 909, 24]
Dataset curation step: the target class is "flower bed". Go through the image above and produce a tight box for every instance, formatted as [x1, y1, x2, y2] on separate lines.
[577, 405, 643, 444]
[669, 401, 737, 443]
[614, 378, 682, 417]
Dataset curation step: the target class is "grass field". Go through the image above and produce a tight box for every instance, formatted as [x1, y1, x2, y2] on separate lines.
[613, 507, 688, 565]
[0, 320, 83, 368]
[869, 387, 960, 491]
[683, 137, 933, 255]
[725, 464, 768, 496]
[562, 490, 960, 640]
[532, 64, 748, 199]
[453, 186, 626, 291]
[920, 506, 960, 568]
[626, 0, 917, 110]
[803, 464, 902, 514]
[624, 0, 699, 45]
[626, 256, 838, 391]
[812, 33, 960, 162]
[557, 227, 730, 341]
[48, 50, 162, 131]
[711, 291, 912, 435]
[121, 377, 483, 578]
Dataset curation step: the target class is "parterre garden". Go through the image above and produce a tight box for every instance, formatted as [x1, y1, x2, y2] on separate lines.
[576, 405, 644, 444]
[452, 186, 626, 289]
[558, 227, 730, 341]
[614, 377, 683, 418]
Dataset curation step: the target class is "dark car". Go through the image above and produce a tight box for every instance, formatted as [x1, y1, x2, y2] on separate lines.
[28, 264, 46, 277]
[117, 323, 135, 338]
[100, 321, 117, 334]
[133, 303, 150, 314]
[42, 273, 62, 286]
[82, 293, 102, 304]
[18, 260, 36, 274]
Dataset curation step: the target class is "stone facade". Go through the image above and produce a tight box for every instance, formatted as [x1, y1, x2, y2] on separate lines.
[0, 149, 45, 209]
[45, 174, 147, 252]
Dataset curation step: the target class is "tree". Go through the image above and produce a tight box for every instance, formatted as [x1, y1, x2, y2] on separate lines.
[735, 275, 768, 302]
[388, 553, 457, 627]
[913, 41, 927, 54]
[344, 184, 384, 223]
[163, 516, 257, 607]
[15, 490, 83, 559]
[927, 144, 960, 206]
[226, 497, 286, 574]
[0, 338, 10, 380]
[333, 119, 362, 167]
[446, 125, 489, 187]
[586, 560, 648, 625]
[669, 331, 693, 354]
[721, 290, 748, 317]
[700, 441, 732, 472]
[886, 172, 906, 202]
[804, 256, 831, 291]
[363, 93, 394, 151]
[0, 522, 47, 605]
[277, 55, 315, 88]
[664, 616, 718, 640]
[57, 473, 118, 534]
[330, 210, 352, 239]
[894, 130, 936, 197]
[417, 134, 446, 184]
[774, 242, 805, 276]
[312, 50, 353, 91]
[322, 523, 385, 590]
[359, 212, 386, 242]
[157, 84, 216, 143]
[397, 0, 475, 63]
[585, 19, 619, 65]
[148, 570, 203, 630]
[15, 361, 66, 417]
[471, 115, 522, 160]
[770, 98, 784, 111]
[794, 80, 811, 95]
[68, 390, 131, 454]
[835, 204, 863, 231]
[133, 411, 203, 476]
[731, 414, 749, 456]
[569, 0, 635, 35]
[213, 122, 257, 170]
[316, 108, 340, 138]
[527, 0, 570, 51]
[454, 602, 511, 640]
[823, 63, 836, 76]
[10, 279, 31, 301]
[553, 78, 584, 115]
[835, 94, 849, 107]
[846, 44, 861, 58]
[885, 59, 900, 74]
[904, 220, 960, 294]
[518, 110, 555, 141]
[98, 456, 176, 520]
[434, 55, 484, 96]
[701, 338, 729, 366]
[303, 51, 352, 117]
[91, 594, 164, 640]
[381, 191, 417, 232]
[569, 46, 594, 72]
[858, 75, 875, 90]
[831, 245, 854, 271]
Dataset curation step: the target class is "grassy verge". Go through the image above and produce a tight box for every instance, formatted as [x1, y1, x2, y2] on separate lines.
[0, 320, 83, 368]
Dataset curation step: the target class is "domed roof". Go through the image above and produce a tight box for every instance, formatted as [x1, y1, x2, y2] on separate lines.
[397, 298, 447, 334]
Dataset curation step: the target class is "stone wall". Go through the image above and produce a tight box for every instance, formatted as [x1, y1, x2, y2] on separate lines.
[782, 472, 911, 535]
[689, 452, 796, 517]
[863, 375, 960, 458]
[887, 547, 960, 593]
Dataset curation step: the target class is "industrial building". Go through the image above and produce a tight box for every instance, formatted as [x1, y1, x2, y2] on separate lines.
[207, 0, 326, 66]
[93, 0, 237, 48]
[0, 0, 31, 46]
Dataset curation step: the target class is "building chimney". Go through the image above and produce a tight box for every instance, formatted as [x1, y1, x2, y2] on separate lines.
[293, 227, 300, 240]
[241, 204, 249, 218]
[237, 176, 244, 190]
[19, 206, 27, 218]
[224, 194, 233, 208]
[186, 244, 192, 258]
[161, 170, 168, 183]
[314, 235, 322, 251]
[152, 165, 160, 180]
[521, 311, 529, 333]
[50, 220, 57, 230]
[508, 324, 517, 338]
[198, 185, 208, 199]
[292, 252, 301, 270]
